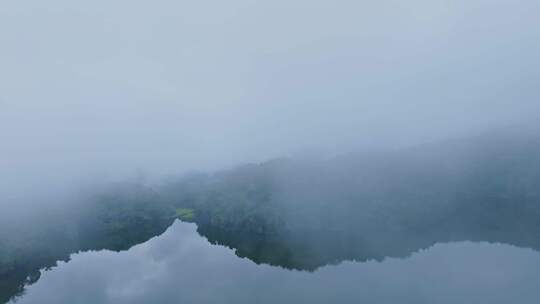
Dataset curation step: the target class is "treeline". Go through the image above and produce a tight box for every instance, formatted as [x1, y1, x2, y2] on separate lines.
[160, 126, 540, 270]
[0, 183, 175, 303]
[2, 126, 540, 302]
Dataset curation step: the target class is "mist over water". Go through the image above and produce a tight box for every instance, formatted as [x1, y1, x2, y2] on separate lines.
[1, 1, 540, 303]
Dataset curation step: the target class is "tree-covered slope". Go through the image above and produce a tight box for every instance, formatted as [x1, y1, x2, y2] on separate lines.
[2, 126, 540, 302]
[162, 126, 540, 269]
[0, 183, 175, 303]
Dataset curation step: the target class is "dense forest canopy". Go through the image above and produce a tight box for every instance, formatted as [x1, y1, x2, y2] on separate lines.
[2, 126, 540, 302]
[161, 126, 540, 269]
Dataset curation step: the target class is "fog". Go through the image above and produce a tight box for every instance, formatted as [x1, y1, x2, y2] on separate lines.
[1, 0, 540, 201]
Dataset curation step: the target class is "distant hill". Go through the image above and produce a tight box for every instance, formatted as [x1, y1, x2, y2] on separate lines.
[162, 125, 540, 269]
[2, 125, 540, 303]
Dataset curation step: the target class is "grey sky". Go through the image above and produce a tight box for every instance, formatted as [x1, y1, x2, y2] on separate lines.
[1, 0, 539, 196]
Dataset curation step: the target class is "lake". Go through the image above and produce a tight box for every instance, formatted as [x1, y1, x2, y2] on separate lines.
[11, 220, 540, 304]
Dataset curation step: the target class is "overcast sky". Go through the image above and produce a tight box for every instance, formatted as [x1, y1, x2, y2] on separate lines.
[1, 0, 539, 196]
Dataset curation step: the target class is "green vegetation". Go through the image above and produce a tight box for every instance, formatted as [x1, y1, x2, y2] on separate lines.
[160, 128, 540, 270]
[175, 208, 195, 221]
[2, 127, 540, 302]
[0, 183, 175, 303]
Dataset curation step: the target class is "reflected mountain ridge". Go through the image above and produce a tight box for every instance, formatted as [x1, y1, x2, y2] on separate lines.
[12, 221, 540, 304]
[0, 185, 175, 303]
[166, 126, 540, 270]
[2, 126, 540, 302]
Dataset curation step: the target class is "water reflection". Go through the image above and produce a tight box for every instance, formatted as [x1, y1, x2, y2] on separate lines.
[13, 221, 540, 304]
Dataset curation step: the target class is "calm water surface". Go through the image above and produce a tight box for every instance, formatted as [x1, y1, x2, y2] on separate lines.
[13, 221, 540, 304]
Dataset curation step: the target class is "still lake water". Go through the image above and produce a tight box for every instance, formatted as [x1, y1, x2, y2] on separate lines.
[13, 220, 540, 304]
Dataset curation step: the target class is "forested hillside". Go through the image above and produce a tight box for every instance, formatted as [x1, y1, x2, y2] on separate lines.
[0, 184, 174, 303]
[2, 126, 540, 302]
[162, 126, 540, 269]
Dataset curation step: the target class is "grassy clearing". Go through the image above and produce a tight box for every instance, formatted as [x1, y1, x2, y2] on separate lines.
[175, 208, 195, 221]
